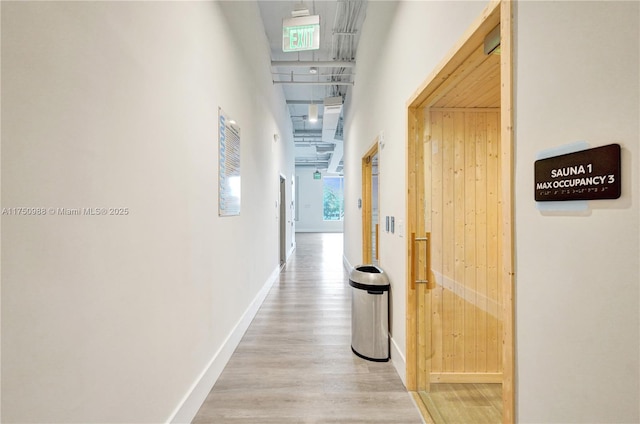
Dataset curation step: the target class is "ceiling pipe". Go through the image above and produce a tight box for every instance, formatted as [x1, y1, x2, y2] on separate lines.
[271, 60, 355, 68]
[294, 130, 323, 135]
[294, 142, 335, 146]
[274, 81, 353, 86]
[287, 100, 324, 105]
[295, 162, 329, 166]
[272, 72, 349, 78]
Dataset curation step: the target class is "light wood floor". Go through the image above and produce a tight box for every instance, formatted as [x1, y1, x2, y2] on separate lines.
[193, 233, 423, 423]
[419, 383, 502, 424]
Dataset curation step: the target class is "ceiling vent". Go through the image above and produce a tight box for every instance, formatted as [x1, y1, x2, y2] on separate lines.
[316, 144, 335, 153]
[323, 96, 343, 114]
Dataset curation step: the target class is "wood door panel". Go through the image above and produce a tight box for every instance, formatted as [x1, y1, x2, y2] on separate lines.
[425, 109, 502, 376]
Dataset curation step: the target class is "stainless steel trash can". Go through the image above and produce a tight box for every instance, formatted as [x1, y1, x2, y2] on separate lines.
[349, 265, 390, 362]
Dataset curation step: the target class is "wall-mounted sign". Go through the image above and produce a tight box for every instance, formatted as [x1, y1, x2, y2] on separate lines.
[218, 108, 241, 216]
[282, 15, 320, 52]
[534, 143, 621, 201]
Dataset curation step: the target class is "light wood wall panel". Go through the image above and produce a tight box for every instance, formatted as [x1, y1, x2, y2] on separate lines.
[424, 109, 502, 378]
[430, 110, 444, 373]
[417, 107, 430, 391]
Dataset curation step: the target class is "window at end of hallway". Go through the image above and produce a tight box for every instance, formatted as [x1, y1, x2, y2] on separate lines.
[323, 176, 344, 221]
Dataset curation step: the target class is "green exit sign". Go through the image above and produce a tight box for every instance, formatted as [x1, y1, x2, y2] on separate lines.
[283, 15, 320, 52]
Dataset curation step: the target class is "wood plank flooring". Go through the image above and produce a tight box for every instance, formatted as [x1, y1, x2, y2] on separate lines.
[193, 233, 423, 423]
[419, 383, 502, 424]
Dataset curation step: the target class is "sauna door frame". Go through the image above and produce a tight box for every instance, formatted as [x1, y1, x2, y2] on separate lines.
[362, 140, 379, 264]
[405, 1, 514, 422]
[279, 174, 287, 267]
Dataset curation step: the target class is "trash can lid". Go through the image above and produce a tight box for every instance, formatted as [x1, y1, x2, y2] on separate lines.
[349, 264, 390, 286]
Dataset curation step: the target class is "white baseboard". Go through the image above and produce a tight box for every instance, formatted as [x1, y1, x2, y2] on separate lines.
[391, 336, 407, 388]
[343, 254, 354, 273]
[287, 242, 296, 260]
[167, 266, 280, 424]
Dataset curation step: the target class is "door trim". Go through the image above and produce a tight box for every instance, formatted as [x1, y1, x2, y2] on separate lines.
[362, 140, 379, 264]
[279, 174, 287, 267]
[405, 1, 514, 422]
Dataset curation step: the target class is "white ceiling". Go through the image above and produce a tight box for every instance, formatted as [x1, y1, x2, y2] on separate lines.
[257, 0, 367, 174]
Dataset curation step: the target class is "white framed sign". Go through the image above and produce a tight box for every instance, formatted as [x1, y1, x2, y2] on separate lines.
[218, 108, 241, 216]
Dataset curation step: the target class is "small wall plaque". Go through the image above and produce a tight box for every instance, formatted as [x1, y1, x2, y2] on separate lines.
[534, 144, 621, 201]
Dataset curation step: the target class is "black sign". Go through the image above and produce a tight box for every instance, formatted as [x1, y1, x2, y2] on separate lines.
[534, 144, 621, 201]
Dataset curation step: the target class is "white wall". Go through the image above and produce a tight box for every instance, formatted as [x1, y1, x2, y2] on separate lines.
[343, 0, 488, 383]
[1, 2, 294, 423]
[345, 0, 640, 422]
[514, 2, 639, 422]
[295, 167, 344, 232]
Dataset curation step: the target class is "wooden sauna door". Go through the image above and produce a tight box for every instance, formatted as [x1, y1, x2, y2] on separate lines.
[362, 142, 379, 265]
[417, 108, 503, 420]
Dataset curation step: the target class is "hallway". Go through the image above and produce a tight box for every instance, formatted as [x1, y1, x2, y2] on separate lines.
[193, 233, 423, 423]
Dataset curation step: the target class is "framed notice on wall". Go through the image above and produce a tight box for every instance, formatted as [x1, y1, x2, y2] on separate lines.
[534, 143, 621, 201]
[218, 108, 241, 216]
